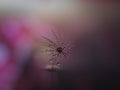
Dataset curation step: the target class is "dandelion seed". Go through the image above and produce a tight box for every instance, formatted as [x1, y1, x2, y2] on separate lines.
[39, 27, 74, 69]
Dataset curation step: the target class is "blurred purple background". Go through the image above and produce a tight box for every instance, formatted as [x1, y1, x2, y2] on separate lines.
[0, 1, 120, 90]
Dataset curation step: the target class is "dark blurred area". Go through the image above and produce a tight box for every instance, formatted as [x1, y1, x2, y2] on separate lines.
[0, 1, 120, 90]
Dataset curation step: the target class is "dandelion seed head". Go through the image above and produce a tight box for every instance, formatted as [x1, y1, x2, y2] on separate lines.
[39, 27, 74, 70]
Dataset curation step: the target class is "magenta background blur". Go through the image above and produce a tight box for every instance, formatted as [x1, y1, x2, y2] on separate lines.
[0, 1, 120, 90]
